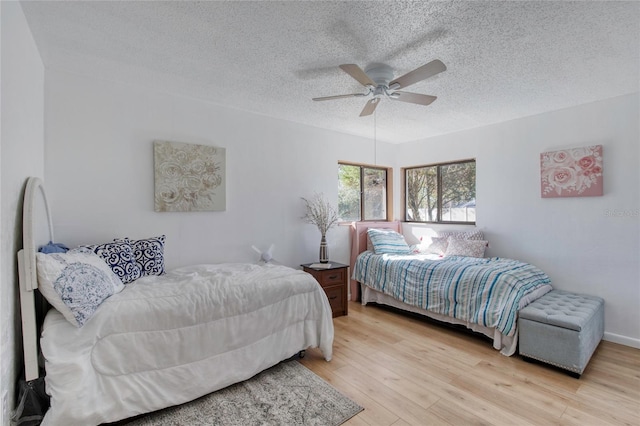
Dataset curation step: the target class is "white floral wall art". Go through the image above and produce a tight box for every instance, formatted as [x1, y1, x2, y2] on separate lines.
[540, 145, 603, 198]
[154, 140, 226, 212]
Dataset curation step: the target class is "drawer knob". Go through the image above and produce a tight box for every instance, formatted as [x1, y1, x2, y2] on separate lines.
[328, 275, 338, 280]
[329, 295, 337, 300]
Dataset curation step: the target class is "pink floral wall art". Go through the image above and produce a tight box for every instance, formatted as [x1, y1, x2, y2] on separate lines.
[540, 145, 603, 198]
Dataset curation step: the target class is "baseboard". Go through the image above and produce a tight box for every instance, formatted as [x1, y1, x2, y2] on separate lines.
[604, 332, 640, 349]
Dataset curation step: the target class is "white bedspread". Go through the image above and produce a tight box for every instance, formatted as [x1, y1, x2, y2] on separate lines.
[40, 263, 334, 426]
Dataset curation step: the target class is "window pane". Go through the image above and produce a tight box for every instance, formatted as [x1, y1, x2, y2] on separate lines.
[363, 167, 386, 220]
[440, 162, 476, 222]
[338, 164, 361, 221]
[404, 160, 476, 224]
[405, 166, 438, 221]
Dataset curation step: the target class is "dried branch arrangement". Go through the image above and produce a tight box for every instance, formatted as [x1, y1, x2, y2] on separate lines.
[301, 193, 338, 236]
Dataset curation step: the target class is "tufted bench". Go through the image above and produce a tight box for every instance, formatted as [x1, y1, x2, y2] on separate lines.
[518, 289, 604, 378]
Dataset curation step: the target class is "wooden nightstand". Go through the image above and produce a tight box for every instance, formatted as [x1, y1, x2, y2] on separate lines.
[301, 262, 349, 318]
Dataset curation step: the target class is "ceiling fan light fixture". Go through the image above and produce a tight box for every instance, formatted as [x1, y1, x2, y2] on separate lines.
[363, 63, 395, 86]
[372, 86, 386, 98]
[312, 60, 446, 116]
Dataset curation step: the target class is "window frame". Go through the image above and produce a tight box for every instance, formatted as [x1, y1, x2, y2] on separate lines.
[338, 161, 393, 223]
[402, 159, 476, 225]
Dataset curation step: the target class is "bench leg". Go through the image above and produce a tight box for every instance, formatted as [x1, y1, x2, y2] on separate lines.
[521, 355, 581, 379]
[521, 355, 534, 364]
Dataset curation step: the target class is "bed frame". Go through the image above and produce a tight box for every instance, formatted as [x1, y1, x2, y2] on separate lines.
[349, 221, 401, 301]
[17, 177, 53, 381]
[17, 177, 336, 425]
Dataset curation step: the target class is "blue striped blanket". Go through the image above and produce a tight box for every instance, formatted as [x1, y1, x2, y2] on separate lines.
[353, 252, 552, 336]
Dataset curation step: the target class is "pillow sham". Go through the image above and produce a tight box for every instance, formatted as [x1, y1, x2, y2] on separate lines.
[81, 240, 141, 284]
[366, 234, 374, 252]
[365, 228, 396, 252]
[444, 237, 488, 258]
[438, 229, 484, 241]
[426, 236, 449, 255]
[367, 228, 412, 255]
[122, 235, 166, 277]
[36, 251, 124, 327]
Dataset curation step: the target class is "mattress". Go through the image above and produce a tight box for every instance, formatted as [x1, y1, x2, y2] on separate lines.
[40, 263, 334, 425]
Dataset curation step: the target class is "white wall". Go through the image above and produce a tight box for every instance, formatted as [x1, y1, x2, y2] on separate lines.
[398, 93, 640, 347]
[44, 72, 640, 347]
[0, 2, 45, 424]
[44, 70, 394, 272]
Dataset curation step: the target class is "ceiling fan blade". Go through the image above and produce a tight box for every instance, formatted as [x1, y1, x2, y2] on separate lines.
[339, 64, 376, 87]
[392, 91, 437, 106]
[389, 59, 446, 90]
[312, 93, 365, 101]
[359, 98, 380, 117]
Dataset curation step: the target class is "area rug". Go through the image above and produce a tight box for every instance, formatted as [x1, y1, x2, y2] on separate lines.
[123, 360, 363, 425]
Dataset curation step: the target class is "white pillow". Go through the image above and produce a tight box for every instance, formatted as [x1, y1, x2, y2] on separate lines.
[36, 251, 124, 327]
[444, 237, 488, 258]
[426, 237, 449, 255]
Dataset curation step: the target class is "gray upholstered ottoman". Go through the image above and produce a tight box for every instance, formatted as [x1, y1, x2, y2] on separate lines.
[519, 290, 604, 377]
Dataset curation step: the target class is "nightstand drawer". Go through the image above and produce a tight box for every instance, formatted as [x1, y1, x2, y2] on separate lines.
[301, 262, 349, 318]
[323, 285, 344, 316]
[316, 268, 346, 287]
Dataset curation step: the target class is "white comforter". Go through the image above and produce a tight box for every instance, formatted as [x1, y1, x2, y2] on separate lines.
[40, 263, 334, 426]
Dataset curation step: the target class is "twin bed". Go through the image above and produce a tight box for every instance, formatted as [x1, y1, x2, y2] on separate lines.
[18, 177, 334, 425]
[349, 221, 552, 356]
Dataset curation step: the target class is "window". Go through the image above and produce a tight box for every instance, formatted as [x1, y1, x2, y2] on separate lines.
[338, 163, 390, 222]
[404, 159, 476, 224]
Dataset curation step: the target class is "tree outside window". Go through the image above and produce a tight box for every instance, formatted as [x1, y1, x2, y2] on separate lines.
[338, 163, 388, 222]
[405, 160, 476, 224]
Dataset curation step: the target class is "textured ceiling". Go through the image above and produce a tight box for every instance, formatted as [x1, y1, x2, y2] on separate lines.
[21, 1, 640, 143]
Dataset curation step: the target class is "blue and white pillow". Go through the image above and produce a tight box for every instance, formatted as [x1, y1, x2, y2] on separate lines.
[367, 228, 412, 255]
[81, 241, 141, 284]
[121, 235, 166, 277]
[36, 251, 124, 327]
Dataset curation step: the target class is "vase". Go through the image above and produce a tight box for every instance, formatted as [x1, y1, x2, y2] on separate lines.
[319, 234, 329, 263]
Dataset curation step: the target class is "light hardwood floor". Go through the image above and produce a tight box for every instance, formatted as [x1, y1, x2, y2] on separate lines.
[299, 301, 640, 426]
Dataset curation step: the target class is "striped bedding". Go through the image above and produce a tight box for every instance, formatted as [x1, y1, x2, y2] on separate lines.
[353, 251, 552, 336]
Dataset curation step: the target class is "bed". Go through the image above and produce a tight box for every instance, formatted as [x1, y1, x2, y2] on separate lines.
[349, 221, 552, 355]
[17, 177, 334, 426]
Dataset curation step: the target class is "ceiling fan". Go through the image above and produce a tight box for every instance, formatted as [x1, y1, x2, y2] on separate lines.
[312, 60, 446, 117]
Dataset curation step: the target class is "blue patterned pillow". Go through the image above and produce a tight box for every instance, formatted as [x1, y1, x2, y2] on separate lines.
[81, 241, 142, 284]
[367, 229, 412, 255]
[36, 251, 124, 327]
[123, 235, 166, 277]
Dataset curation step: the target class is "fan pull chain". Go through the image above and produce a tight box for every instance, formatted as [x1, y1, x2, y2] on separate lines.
[374, 110, 377, 165]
